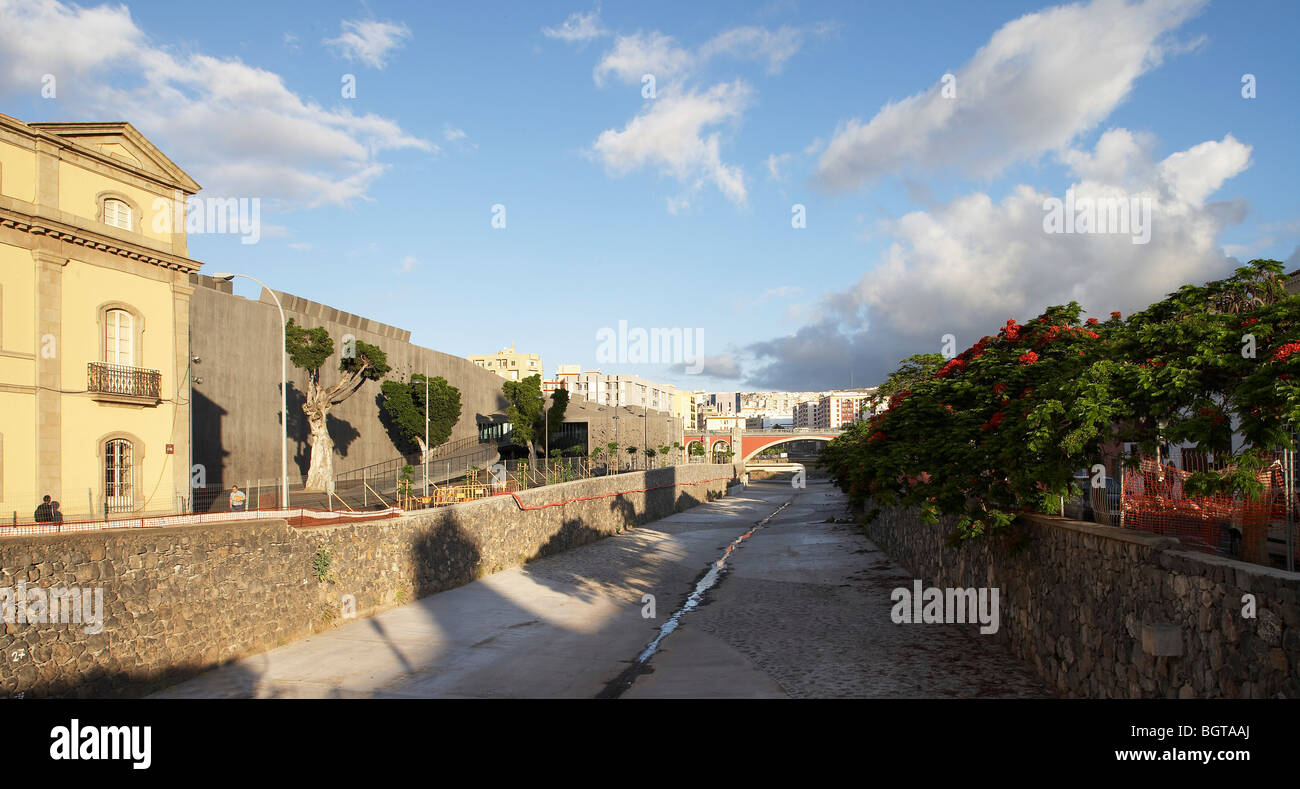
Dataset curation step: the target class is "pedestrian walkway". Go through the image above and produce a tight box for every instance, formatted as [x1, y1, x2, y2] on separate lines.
[152, 480, 1050, 698]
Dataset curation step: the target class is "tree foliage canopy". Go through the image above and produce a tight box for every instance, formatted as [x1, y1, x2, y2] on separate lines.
[501, 375, 570, 456]
[285, 319, 390, 383]
[823, 260, 1300, 542]
[379, 374, 463, 453]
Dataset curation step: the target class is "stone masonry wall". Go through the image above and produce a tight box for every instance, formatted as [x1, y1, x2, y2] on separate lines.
[0, 464, 741, 698]
[865, 506, 1300, 698]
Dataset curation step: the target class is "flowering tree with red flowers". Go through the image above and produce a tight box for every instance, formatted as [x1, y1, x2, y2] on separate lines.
[823, 259, 1299, 542]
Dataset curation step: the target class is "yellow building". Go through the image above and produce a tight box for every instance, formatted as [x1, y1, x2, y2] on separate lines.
[0, 114, 201, 521]
[467, 343, 543, 382]
[671, 388, 698, 431]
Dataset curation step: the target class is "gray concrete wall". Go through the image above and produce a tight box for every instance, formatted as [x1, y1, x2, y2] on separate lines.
[0, 463, 742, 698]
[188, 274, 512, 491]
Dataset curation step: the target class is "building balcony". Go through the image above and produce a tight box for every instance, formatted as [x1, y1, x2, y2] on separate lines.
[87, 361, 162, 405]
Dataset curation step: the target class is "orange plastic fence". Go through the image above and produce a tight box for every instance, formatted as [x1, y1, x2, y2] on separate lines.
[1121, 457, 1287, 562]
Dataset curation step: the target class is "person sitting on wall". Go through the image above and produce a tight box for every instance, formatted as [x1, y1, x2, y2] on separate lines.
[229, 485, 247, 512]
[50, 501, 64, 525]
[33, 495, 53, 523]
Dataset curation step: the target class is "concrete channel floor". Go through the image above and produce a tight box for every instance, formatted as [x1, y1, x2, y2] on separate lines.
[152, 480, 1052, 699]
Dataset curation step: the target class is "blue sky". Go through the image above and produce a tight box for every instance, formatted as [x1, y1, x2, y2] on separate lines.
[2, 0, 1297, 390]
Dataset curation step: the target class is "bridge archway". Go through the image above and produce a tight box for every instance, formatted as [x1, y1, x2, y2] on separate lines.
[740, 435, 835, 463]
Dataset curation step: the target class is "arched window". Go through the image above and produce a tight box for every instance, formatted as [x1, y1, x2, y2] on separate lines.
[104, 438, 134, 513]
[104, 308, 135, 366]
[102, 198, 133, 231]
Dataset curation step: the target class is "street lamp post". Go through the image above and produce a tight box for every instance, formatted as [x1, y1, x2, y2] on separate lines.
[213, 272, 288, 509]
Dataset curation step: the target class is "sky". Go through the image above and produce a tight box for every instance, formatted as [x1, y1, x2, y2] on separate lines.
[1, 0, 1297, 392]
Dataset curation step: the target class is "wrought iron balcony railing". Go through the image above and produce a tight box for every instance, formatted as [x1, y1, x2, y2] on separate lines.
[87, 361, 161, 403]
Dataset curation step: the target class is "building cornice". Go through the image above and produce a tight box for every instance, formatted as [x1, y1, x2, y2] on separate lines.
[0, 205, 203, 274]
[0, 114, 201, 195]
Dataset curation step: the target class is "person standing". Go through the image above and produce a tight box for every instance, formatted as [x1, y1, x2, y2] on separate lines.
[229, 485, 247, 512]
[33, 495, 53, 523]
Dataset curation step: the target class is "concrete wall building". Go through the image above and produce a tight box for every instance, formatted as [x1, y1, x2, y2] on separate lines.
[189, 275, 513, 496]
[792, 401, 814, 428]
[468, 343, 542, 382]
[0, 114, 200, 520]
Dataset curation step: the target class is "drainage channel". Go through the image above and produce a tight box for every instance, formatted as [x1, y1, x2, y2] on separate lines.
[596, 497, 794, 699]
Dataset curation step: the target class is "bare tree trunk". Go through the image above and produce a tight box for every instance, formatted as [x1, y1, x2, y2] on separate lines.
[306, 409, 335, 492]
[302, 366, 367, 493]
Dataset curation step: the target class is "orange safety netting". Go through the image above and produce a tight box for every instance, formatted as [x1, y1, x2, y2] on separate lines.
[1121, 457, 1290, 562]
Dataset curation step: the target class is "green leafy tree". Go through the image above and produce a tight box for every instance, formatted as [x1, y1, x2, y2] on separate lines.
[870, 353, 946, 412]
[501, 375, 570, 461]
[823, 259, 1300, 543]
[658, 445, 671, 467]
[607, 441, 620, 472]
[379, 374, 462, 461]
[285, 319, 389, 491]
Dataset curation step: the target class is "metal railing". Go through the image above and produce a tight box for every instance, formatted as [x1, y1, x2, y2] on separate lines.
[87, 361, 161, 399]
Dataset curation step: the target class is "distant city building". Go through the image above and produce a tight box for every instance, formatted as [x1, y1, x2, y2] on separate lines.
[705, 392, 741, 416]
[671, 389, 699, 430]
[542, 363, 582, 395]
[704, 414, 746, 431]
[814, 389, 876, 428]
[468, 343, 543, 382]
[562, 368, 675, 413]
[792, 401, 814, 428]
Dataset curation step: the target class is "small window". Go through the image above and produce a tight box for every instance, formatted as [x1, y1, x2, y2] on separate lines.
[102, 198, 133, 231]
[104, 438, 134, 513]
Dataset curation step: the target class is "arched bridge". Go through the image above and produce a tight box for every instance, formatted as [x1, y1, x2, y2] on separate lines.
[682, 429, 844, 463]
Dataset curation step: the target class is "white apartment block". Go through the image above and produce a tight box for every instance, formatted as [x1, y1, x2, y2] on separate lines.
[564, 369, 676, 414]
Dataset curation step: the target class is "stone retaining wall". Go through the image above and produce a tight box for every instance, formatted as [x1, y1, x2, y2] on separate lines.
[866, 506, 1300, 698]
[0, 465, 740, 698]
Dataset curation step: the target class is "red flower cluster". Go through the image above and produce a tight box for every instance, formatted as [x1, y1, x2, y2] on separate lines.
[1086, 317, 1099, 326]
[867, 431, 886, 443]
[1240, 317, 1259, 327]
[1018, 351, 1039, 365]
[981, 411, 1004, 432]
[1110, 311, 1122, 319]
[1271, 342, 1300, 362]
[935, 358, 966, 378]
[942, 404, 954, 414]
[992, 382, 1007, 394]
[1001, 319, 1022, 342]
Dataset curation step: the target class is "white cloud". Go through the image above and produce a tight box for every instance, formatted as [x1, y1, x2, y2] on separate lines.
[767, 152, 792, 180]
[699, 23, 835, 74]
[591, 81, 751, 205]
[593, 31, 696, 87]
[815, 0, 1207, 191]
[749, 130, 1253, 389]
[398, 255, 419, 274]
[543, 10, 607, 43]
[283, 32, 300, 51]
[324, 19, 412, 69]
[0, 0, 433, 207]
[587, 22, 830, 208]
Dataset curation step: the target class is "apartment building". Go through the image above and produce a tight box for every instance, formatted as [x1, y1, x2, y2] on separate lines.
[814, 390, 875, 429]
[566, 369, 675, 413]
[468, 343, 543, 382]
[0, 114, 201, 520]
